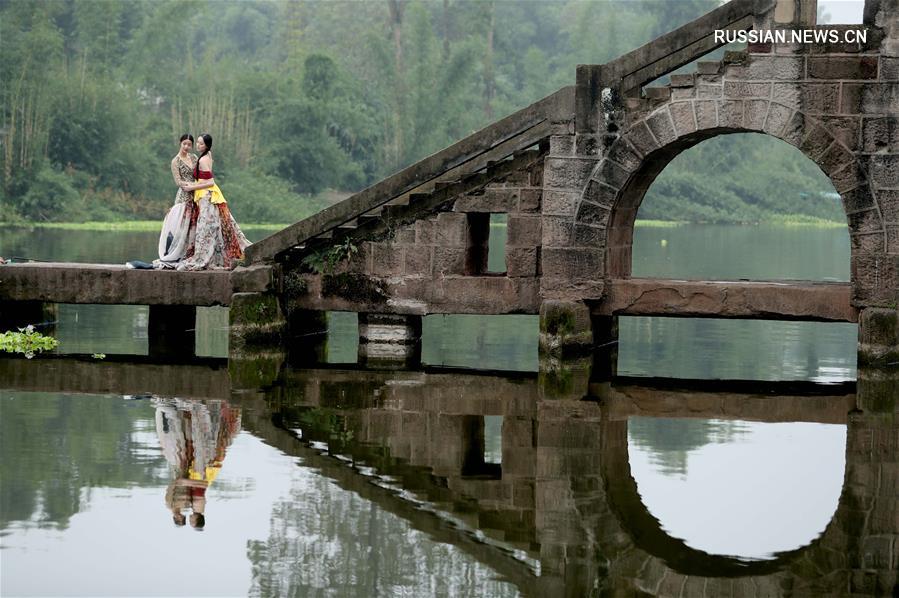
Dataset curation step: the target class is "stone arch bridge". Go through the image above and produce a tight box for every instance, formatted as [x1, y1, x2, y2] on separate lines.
[1, 0, 897, 364]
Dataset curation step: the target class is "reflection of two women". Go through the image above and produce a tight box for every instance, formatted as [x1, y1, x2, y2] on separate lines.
[153, 398, 241, 529]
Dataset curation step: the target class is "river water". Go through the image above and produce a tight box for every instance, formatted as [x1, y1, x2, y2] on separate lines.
[2, 224, 893, 597]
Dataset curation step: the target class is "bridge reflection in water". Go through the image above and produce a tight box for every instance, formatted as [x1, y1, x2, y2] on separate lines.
[1, 353, 894, 597]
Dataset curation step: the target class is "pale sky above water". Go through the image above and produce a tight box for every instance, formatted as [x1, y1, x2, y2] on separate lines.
[629, 418, 846, 561]
[818, 0, 865, 23]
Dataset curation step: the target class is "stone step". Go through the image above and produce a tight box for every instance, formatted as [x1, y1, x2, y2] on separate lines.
[696, 61, 721, 75]
[408, 192, 431, 203]
[315, 229, 333, 240]
[434, 180, 458, 190]
[669, 73, 695, 87]
[723, 49, 748, 64]
[337, 219, 358, 230]
[644, 86, 671, 101]
[359, 208, 383, 220]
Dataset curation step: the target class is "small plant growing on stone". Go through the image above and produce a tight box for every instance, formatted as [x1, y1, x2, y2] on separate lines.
[0, 325, 59, 359]
[302, 238, 359, 274]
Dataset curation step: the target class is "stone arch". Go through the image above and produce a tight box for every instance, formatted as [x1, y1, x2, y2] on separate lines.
[593, 412, 861, 588]
[573, 98, 885, 281]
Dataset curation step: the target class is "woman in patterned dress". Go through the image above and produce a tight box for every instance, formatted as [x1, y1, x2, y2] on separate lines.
[176, 133, 250, 271]
[153, 134, 198, 269]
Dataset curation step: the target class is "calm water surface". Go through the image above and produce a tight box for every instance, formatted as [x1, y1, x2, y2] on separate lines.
[1, 223, 884, 597]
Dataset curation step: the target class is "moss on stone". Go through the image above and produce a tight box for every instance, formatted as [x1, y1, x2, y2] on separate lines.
[322, 272, 388, 304]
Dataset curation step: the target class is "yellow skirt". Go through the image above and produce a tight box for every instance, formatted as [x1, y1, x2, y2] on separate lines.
[194, 183, 227, 205]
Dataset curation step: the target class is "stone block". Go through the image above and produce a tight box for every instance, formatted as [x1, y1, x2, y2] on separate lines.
[371, 242, 403, 276]
[817, 141, 855, 176]
[808, 55, 878, 79]
[583, 179, 620, 208]
[575, 201, 610, 227]
[543, 157, 597, 189]
[541, 247, 604, 280]
[842, 186, 877, 214]
[696, 83, 724, 98]
[862, 117, 899, 152]
[744, 99, 769, 130]
[868, 499, 899, 534]
[852, 232, 886, 254]
[542, 216, 574, 246]
[506, 247, 538, 277]
[415, 219, 436, 244]
[800, 124, 835, 161]
[403, 246, 432, 276]
[573, 223, 606, 246]
[575, 134, 600, 157]
[626, 121, 660, 156]
[697, 61, 720, 75]
[482, 187, 521, 212]
[717, 99, 744, 128]
[596, 159, 631, 189]
[763, 101, 793, 136]
[539, 300, 593, 357]
[724, 81, 772, 98]
[862, 536, 894, 569]
[433, 247, 466, 275]
[435, 212, 468, 246]
[695, 100, 718, 129]
[881, 190, 899, 223]
[852, 253, 899, 305]
[830, 162, 869, 194]
[889, 225, 899, 254]
[229, 292, 286, 348]
[819, 116, 861, 151]
[773, 82, 840, 113]
[671, 86, 695, 100]
[550, 134, 575, 156]
[668, 101, 697, 137]
[646, 109, 677, 146]
[842, 83, 899, 114]
[781, 111, 814, 146]
[669, 73, 694, 87]
[605, 138, 643, 170]
[542, 189, 579, 216]
[728, 55, 803, 80]
[644, 86, 670, 101]
[849, 209, 884, 235]
[867, 155, 899, 188]
[518, 188, 542, 212]
[394, 227, 415, 245]
[883, 57, 899, 81]
[507, 215, 542, 247]
[529, 162, 544, 187]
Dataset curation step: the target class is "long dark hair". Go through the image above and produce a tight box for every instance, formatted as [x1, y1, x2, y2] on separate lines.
[194, 133, 213, 179]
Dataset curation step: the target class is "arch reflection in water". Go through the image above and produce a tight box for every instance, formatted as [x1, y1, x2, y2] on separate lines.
[152, 397, 241, 529]
[628, 417, 846, 560]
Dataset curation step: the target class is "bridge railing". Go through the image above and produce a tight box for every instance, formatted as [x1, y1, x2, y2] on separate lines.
[601, 0, 763, 95]
[246, 86, 575, 264]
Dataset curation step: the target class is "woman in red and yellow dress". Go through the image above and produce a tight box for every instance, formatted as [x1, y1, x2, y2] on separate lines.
[176, 133, 250, 271]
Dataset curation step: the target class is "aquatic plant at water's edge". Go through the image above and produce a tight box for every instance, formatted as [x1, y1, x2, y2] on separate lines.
[0, 326, 59, 358]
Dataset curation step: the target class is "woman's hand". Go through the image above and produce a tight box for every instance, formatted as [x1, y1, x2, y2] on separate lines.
[181, 183, 193, 192]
